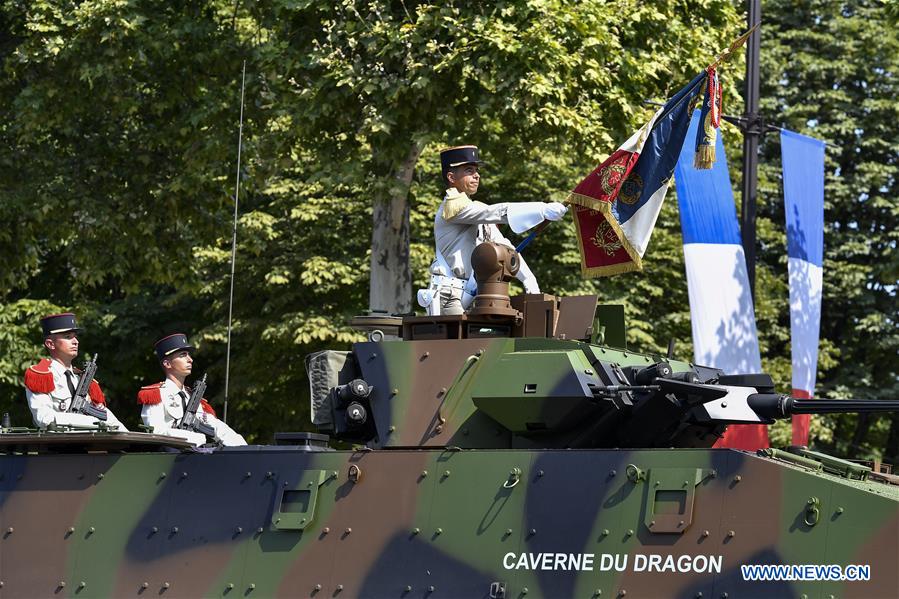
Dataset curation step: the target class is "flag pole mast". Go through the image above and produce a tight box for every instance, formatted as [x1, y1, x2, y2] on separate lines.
[741, 0, 762, 300]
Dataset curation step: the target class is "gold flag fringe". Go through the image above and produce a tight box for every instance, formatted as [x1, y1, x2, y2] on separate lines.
[566, 191, 644, 278]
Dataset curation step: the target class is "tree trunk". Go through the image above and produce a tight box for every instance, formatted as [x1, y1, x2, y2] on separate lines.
[369, 139, 425, 313]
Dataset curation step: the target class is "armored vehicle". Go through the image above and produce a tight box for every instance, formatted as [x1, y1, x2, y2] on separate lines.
[1, 242, 897, 598]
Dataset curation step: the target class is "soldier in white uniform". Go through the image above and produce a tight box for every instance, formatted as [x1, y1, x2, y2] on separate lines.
[419, 145, 568, 315]
[24, 313, 128, 430]
[137, 333, 246, 447]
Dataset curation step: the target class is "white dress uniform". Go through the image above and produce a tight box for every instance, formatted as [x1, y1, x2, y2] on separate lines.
[24, 358, 129, 430]
[139, 378, 246, 447]
[426, 188, 559, 314]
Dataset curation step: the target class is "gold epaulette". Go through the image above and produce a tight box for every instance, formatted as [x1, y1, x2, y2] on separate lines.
[441, 188, 472, 221]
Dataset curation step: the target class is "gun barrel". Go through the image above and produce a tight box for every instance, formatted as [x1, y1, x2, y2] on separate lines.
[749, 393, 899, 419]
[786, 398, 899, 414]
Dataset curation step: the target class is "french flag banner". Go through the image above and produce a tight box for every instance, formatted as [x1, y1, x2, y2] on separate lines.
[674, 111, 768, 450]
[781, 130, 826, 446]
[570, 72, 706, 277]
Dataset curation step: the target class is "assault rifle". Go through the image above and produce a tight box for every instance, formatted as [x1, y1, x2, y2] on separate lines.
[68, 355, 107, 421]
[177, 374, 215, 438]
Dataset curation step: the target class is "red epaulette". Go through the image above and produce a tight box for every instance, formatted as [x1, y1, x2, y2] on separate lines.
[24, 359, 54, 393]
[200, 399, 217, 417]
[137, 382, 165, 405]
[89, 379, 106, 405]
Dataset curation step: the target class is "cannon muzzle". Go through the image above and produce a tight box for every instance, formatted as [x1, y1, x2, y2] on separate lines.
[748, 394, 899, 419]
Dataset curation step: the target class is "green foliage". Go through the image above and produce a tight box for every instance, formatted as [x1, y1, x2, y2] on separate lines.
[0, 0, 893, 460]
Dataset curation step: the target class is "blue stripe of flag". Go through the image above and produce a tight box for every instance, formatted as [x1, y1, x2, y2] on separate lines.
[614, 72, 706, 225]
[781, 130, 825, 267]
[674, 111, 741, 245]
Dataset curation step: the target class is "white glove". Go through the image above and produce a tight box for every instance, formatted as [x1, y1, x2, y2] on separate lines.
[542, 202, 568, 221]
[521, 273, 540, 294]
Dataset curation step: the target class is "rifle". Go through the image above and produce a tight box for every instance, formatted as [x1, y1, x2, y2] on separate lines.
[68, 355, 107, 421]
[177, 373, 215, 438]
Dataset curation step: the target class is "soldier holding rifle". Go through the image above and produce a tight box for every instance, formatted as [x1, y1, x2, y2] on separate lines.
[137, 333, 246, 446]
[23, 313, 128, 430]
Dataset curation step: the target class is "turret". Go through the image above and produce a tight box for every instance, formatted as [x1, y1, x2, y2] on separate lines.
[307, 242, 898, 450]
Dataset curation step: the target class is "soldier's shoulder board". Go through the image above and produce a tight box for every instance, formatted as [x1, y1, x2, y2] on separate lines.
[137, 382, 165, 405]
[24, 359, 54, 393]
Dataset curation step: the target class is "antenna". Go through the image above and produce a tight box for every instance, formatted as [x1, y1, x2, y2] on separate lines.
[223, 60, 246, 424]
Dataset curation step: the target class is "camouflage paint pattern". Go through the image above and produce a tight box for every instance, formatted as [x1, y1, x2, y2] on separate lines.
[1, 336, 897, 598]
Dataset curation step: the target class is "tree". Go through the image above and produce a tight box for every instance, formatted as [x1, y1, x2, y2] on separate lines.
[755, 0, 898, 460]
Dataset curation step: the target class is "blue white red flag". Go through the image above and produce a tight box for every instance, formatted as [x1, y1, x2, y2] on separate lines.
[570, 72, 707, 277]
[674, 111, 768, 451]
[781, 130, 825, 446]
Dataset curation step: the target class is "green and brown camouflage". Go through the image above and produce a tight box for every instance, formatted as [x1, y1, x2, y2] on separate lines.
[2, 242, 897, 598]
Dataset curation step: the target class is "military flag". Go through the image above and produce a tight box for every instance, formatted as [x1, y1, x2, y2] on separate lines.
[569, 28, 754, 277]
[569, 72, 707, 277]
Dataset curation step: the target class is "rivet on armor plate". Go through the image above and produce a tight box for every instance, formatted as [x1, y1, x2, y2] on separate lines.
[836, 507, 844, 514]
[537, 470, 544, 477]
[78, 582, 85, 588]
[601, 529, 609, 536]
[163, 582, 170, 589]
[171, 526, 179, 534]
[584, 369, 593, 375]
[335, 584, 343, 591]
[619, 590, 626, 597]
[5, 528, 12, 534]
[256, 527, 263, 533]
[609, 469, 617, 477]
[800, 595, 807, 599]
[412, 528, 420, 535]
[720, 595, 728, 599]
[392, 388, 398, 396]
[58, 581, 66, 588]
[443, 470, 451, 477]
[248, 583, 255, 590]
[284, 481, 289, 487]
[141, 582, 149, 589]
[522, 588, 529, 594]
[505, 528, 512, 535]
[428, 586, 436, 592]
[388, 426, 395, 433]
[181, 472, 188, 478]
[593, 590, 601, 597]
[322, 527, 330, 534]
[405, 585, 412, 592]
[695, 593, 702, 598]
[345, 528, 352, 534]
[678, 520, 684, 527]
[314, 584, 322, 591]
[88, 526, 95, 533]
[435, 528, 443, 535]
[733, 475, 742, 483]
[68, 526, 75, 533]
[423, 352, 430, 358]
[227, 583, 234, 590]
[727, 530, 735, 537]
[245, 471, 252, 478]
[649, 520, 655, 527]
[159, 472, 166, 479]
[97, 473, 104, 479]
[626, 529, 634, 536]
[266, 472, 273, 478]
[348, 464, 362, 483]
[701, 530, 709, 537]
[420, 470, 428, 478]
[529, 528, 537, 536]
[151, 526, 158, 534]
[235, 527, 243, 534]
